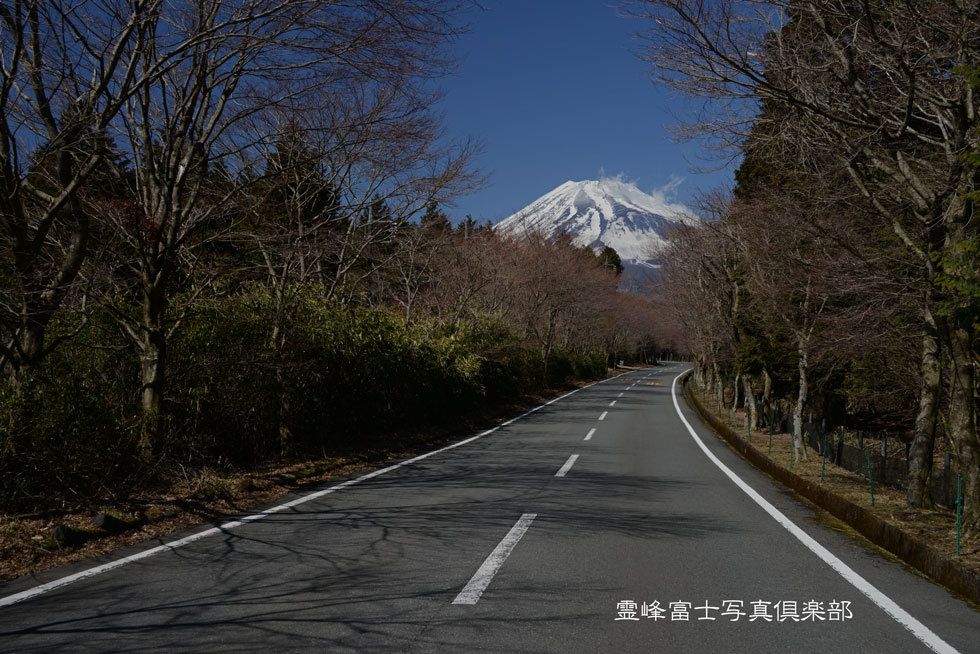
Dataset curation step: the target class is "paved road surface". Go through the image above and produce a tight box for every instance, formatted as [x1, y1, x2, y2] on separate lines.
[1, 366, 977, 652]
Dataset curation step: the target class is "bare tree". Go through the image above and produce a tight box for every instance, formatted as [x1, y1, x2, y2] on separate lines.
[503, 235, 620, 382]
[656, 220, 736, 408]
[96, 0, 476, 460]
[737, 198, 840, 461]
[421, 226, 502, 325]
[628, 0, 980, 528]
[0, 1, 168, 383]
[388, 217, 450, 321]
[242, 91, 480, 340]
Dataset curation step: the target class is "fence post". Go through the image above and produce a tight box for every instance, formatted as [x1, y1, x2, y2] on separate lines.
[858, 430, 863, 450]
[768, 420, 773, 457]
[837, 426, 844, 465]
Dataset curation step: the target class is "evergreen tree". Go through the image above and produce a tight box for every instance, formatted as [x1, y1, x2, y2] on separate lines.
[598, 246, 624, 276]
[420, 201, 452, 232]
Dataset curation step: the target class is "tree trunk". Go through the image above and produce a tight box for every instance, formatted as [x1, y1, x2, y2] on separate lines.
[4, 298, 62, 386]
[907, 305, 940, 508]
[276, 366, 293, 455]
[793, 338, 809, 462]
[712, 361, 723, 410]
[2, 184, 90, 386]
[945, 315, 980, 536]
[762, 367, 773, 428]
[742, 374, 758, 431]
[269, 293, 295, 456]
[138, 282, 167, 463]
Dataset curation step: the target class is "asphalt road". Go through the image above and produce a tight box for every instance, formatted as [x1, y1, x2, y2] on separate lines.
[0, 365, 977, 652]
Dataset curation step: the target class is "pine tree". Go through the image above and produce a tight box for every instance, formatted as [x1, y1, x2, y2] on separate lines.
[598, 246, 624, 276]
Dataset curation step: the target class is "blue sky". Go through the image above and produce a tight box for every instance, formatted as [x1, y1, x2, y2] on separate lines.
[439, 0, 737, 224]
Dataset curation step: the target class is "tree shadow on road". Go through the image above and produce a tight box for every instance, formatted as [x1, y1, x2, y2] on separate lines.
[0, 461, 741, 652]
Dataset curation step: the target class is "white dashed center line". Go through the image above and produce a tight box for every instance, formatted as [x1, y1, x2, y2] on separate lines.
[453, 514, 537, 605]
[555, 454, 579, 477]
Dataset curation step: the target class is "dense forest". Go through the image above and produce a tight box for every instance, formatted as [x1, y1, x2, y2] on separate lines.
[0, 1, 662, 513]
[630, 1, 980, 535]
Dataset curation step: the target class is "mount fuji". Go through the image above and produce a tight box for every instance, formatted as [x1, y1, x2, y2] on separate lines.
[494, 178, 695, 276]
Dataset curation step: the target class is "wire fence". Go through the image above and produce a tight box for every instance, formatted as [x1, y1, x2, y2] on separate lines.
[796, 416, 962, 511]
[693, 377, 965, 512]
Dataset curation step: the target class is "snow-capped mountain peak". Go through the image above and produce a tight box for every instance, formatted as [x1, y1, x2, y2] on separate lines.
[494, 178, 694, 268]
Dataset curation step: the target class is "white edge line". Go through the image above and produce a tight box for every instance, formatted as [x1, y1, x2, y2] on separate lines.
[584, 428, 596, 441]
[669, 372, 958, 654]
[0, 374, 632, 610]
[452, 513, 537, 605]
[555, 454, 579, 477]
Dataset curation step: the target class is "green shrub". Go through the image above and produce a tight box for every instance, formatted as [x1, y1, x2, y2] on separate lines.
[0, 312, 138, 512]
[0, 286, 612, 513]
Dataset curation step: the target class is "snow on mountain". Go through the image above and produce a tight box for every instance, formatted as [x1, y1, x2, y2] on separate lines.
[494, 178, 694, 272]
